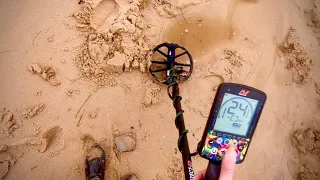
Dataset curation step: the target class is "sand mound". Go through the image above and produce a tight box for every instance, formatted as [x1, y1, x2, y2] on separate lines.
[222, 49, 244, 67]
[21, 103, 45, 119]
[292, 128, 320, 157]
[279, 27, 312, 84]
[151, 0, 202, 18]
[291, 128, 320, 180]
[0, 151, 16, 180]
[0, 108, 19, 136]
[74, 0, 152, 86]
[298, 165, 319, 180]
[142, 80, 161, 106]
[305, 0, 320, 44]
[167, 157, 184, 180]
[27, 64, 61, 86]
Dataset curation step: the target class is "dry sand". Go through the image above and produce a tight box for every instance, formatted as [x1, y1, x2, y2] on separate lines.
[0, 0, 320, 179]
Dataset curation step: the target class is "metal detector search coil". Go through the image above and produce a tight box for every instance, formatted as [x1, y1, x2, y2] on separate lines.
[149, 43, 195, 180]
[149, 43, 193, 85]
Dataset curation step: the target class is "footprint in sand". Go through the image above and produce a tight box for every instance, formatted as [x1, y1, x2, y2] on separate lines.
[90, 0, 119, 31]
[81, 134, 97, 151]
[9, 126, 64, 156]
[39, 126, 65, 154]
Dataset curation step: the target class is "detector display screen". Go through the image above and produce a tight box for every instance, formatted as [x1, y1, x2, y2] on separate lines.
[213, 93, 259, 136]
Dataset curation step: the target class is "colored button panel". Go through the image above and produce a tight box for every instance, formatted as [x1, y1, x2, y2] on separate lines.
[201, 134, 250, 163]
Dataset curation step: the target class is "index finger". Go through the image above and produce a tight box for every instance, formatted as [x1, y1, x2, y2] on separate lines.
[219, 148, 236, 180]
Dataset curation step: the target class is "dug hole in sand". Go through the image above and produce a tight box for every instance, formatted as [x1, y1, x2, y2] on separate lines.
[0, 0, 320, 179]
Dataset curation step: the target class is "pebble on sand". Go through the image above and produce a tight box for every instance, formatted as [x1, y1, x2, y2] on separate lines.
[114, 134, 136, 152]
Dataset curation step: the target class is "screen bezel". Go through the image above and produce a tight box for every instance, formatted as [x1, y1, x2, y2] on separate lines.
[198, 83, 267, 163]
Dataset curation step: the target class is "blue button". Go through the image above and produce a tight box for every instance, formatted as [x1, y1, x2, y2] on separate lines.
[224, 139, 230, 145]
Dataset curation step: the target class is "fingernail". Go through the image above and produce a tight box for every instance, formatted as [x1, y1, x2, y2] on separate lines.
[225, 147, 237, 159]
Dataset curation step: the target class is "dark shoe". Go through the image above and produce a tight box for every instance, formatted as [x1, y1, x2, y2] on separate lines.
[85, 144, 106, 180]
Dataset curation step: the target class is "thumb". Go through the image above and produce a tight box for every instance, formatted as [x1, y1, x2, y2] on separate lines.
[194, 169, 206, 180]
[219, 148, 236, 180]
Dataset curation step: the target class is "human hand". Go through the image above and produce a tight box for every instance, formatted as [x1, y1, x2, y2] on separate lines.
[194, 147, 237, 180]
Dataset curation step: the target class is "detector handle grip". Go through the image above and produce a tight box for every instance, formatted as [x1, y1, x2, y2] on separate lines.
[204, 162, 221, 180]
